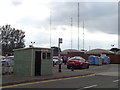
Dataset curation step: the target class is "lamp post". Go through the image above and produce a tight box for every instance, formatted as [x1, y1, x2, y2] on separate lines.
[71, 17, 73, 49]
[111, 44, 114, 48]
[78, 2, 80, 50]
[30, 41, 35, 76]
[50, 11, 52, 48]
[31, 42, 35, 47]
[58, 38, 62, 72]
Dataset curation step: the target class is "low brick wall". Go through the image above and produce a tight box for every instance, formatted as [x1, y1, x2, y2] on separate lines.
[60, 54, 120, 64]
[107, 55, 120, 64]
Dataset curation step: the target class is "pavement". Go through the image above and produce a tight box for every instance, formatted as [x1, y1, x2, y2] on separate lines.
[1, 64, 95, 86]
[96, 72, 119, 76]
[1, 64, 119, 87]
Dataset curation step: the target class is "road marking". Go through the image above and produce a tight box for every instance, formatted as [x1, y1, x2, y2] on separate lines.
[113, 80, 119, 82]
[82, 84, 97, 89]
[1, 74, 96, 88]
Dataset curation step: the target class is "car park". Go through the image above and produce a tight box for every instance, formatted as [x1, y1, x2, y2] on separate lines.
[66, 56, 89, 69]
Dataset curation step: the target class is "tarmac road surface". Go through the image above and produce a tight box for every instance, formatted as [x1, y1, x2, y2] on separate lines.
[6, 75, 118, 88]
[1, 64, 119, 89]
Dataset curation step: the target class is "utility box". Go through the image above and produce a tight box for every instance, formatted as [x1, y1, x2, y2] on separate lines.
[14, 47, 53, 76]
[88, 55, 102, 65]
[101, 56, 110, 64]
[88, 55, 95, 65]
[95, 56, 102, 66]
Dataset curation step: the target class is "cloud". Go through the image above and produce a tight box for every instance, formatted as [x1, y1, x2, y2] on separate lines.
[0, 0, 118, 50]
[84, 14, 118, 34]
[12, 0, 22, 6]
[11, 2, 118, 35]
[47, 2, 118, 34]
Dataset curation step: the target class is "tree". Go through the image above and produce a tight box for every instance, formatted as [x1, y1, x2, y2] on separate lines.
[0, 24, 25, 55]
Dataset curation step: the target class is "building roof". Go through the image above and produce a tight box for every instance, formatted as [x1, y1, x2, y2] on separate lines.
[116, 51, 120, 55]
[61, 49, 81, 54]
[14, 47, 53, 51]
[86, 49, 114, 54]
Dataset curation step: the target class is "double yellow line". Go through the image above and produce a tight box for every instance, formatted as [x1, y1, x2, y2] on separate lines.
[1, 74, 96, 88]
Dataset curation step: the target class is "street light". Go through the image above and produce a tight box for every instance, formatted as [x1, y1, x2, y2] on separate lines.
[30, 41, 35, 76]
[58, 38, 62, 72]
[111, 44, 114, 47]
[31, 42, 35, 47]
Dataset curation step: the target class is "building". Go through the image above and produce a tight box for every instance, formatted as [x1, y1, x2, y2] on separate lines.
[86, 49, 114, 55]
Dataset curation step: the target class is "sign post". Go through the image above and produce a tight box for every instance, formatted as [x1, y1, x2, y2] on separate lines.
[58, 38, 62, 72]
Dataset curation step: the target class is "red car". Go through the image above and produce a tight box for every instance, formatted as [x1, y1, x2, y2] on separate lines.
[66, 56, 89, 69]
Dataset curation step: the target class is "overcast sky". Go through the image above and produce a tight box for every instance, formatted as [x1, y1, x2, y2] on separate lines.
[0, 0, 119, 51]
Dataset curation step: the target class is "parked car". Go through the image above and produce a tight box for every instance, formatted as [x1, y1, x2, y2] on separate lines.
[0, 56, 6, 60]
[66, 56, 89, 69]
[53, 56, 63, 65]
[0, 56, 14, 75]
[5, 56, 14, 67]
[0, 60, 9, 75]
[6, 56, 14, 60]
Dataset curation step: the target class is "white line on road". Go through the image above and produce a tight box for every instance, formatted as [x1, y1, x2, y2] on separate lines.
[82, 84, 98, 89]
[113, 80, 119, 82]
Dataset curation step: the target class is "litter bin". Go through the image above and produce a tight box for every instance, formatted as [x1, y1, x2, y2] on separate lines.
[95, 56, 102, 66]
[101, 56, 110, 64]
[88, 55, 95, 65]
[14, 47, 53, 76]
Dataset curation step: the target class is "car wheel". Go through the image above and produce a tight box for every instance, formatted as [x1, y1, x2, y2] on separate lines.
[80, 65, 85, 69]
[67, 65, 71, 69]
[86, 65, 89, 69]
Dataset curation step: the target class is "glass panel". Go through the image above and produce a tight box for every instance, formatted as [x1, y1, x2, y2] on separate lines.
[42, 52, 46, 59]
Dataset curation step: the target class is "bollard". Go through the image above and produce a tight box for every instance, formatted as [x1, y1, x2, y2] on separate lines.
[53, 61, 55, 67]
[71, 64, 74, 71]
[59, 64, 61, 72]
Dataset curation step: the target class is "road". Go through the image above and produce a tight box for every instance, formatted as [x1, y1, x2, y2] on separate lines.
[2, 64, 119, 89]
[5, 75, 118, 89]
